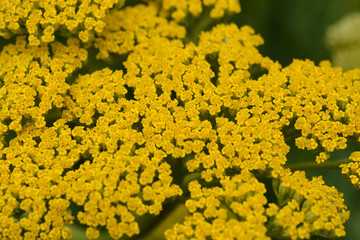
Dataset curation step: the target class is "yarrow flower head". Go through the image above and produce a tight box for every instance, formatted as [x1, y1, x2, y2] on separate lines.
[0, 0, 126, 45]
[0, 36, 87, 133]
[166, 171, 269, 239]
[0, 0, 359, 239]
[270, 169, 349, 239]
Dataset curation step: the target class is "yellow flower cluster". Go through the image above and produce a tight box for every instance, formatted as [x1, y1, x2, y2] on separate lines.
[269, 169, 349, 240]
[0, 0, 126, 45]
[0, 36, 87, 134]
[64, 68, 183, 239]
[166, 171, 269, 239]
[94, 3, 186, 59]
[0, 120, 78, 239]
[0, 0, 360, 239]
[341, 151, 360, 188]
[282, 60, 360, 163]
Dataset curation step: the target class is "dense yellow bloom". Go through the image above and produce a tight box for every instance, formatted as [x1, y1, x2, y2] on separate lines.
[94, 3, 186, 59]
[282, 60, 360, 162]
[0, 0, 126, 45]
[0, 0, 360, 239]
[0, 121, 77, 239]
[0, 36, 87, 133]
[64, 68, 183, 239]
[166, 171, 269, 240]
[270, 169, 349, 239]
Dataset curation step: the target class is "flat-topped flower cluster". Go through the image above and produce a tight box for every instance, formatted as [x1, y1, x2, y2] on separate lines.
[0, 1, 359, 239]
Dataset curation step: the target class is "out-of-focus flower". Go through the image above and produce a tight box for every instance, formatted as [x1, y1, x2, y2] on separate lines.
[326, 12, 360, 70]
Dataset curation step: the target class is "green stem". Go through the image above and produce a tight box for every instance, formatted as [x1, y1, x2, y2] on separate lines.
[184, 7, 217, 44]
[181, 172, 201, 191]
[283, 127, 301, 142]
[134, 199, 181, 239]
[285, 158, 351, 171]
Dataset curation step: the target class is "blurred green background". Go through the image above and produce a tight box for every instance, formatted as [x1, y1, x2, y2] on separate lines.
[235, 0, 360, 67]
